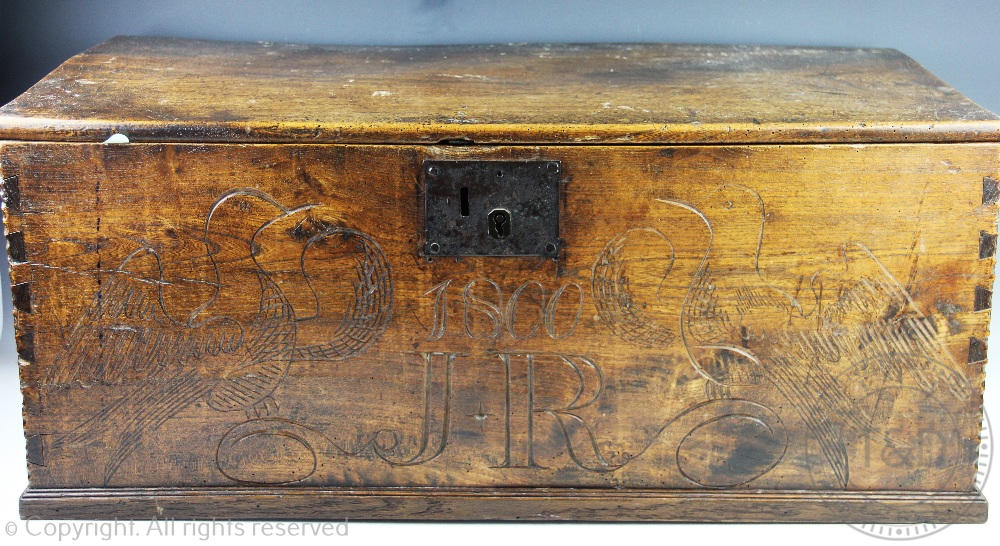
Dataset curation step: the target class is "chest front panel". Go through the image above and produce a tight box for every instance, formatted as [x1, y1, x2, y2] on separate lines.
[3, 142, 995, 494]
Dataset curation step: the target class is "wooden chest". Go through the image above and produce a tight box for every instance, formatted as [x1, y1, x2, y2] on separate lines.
[1, 36, 997, 522]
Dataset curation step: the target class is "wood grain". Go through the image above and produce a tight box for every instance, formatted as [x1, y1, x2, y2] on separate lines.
[2, 38, 997, 520]
[19, 488, 988, 523]
[0, 36, 997, 145]
[2, 143, 995, 517]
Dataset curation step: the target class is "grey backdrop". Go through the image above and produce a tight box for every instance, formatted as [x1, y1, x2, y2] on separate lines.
[1, 0, 999, 112]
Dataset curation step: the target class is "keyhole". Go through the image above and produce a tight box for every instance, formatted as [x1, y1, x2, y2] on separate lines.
[460, 187, 470, 216]
[488, 209, 511, 239]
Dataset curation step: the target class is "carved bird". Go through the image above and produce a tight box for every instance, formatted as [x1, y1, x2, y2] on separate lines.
[659, 184, 968, 487]
[47, 188, 392, 485]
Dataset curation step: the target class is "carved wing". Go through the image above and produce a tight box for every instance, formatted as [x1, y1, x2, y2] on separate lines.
[48, 252, 219, 484]
[47, 249, 241, 386]
[823, 243, 970, 399]
[755, 243, 972, 487]
[592, 227, 678, 347]
[682, 265, 733, 344]
[208, 272, 297, 412]
[48, 248, 267, 485]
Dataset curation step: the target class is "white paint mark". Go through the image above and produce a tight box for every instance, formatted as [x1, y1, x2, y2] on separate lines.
[102, 133, 129, 144]
[437, 73, 491, 81]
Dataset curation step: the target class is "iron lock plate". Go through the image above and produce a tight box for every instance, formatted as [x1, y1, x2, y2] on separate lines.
[422, 160, 561, 257]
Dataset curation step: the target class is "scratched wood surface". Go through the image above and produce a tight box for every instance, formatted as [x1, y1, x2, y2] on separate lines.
[0, 36, 999, 145]
[2, 143, 995, 502]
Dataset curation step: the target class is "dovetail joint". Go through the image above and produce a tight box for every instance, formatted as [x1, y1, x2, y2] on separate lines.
[983, 176, 1000, 206]
[6, 231, 26, 263]
[974, 285, 993, 311]
[11, 282, 31, 313]
[0, 174, 20, 211]
[979, 231, 997, 259]
[25, 435, 45, 467]
[15, 331, 34, 363]
[969, 337, 988, 364]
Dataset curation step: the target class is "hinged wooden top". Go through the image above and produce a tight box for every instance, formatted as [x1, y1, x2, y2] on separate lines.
[0, 36, 997, 145]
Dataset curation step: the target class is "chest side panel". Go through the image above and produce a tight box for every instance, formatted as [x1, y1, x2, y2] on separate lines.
[2, 142, 995, 492]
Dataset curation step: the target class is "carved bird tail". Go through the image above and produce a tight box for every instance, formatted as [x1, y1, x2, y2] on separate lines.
[764, 356, 851, 487]
[289, 227, 393, 362]
[53, 369, 211, 485]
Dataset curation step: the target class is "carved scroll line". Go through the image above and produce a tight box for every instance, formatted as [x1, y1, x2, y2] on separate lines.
[652, 197, 723, 387]
[216, 351, 457, 477]
[547, 397, 787, 487]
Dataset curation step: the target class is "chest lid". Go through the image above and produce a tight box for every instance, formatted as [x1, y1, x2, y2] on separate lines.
[0, 36, 997, 145]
